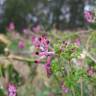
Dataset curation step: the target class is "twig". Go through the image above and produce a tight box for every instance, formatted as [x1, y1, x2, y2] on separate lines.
[7, 54, 46, 63]
[86, 52, 96, 64]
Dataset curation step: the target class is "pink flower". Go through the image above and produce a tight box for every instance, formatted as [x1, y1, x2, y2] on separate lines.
[61, 83, 69, 93]
[22, 28, 29, 35]
[39, 52, 47, 56]
[18, 40, 25, 49]
[45, 56, 52, 77]
[32, 35, 49, 52]
[45, 66, 52, 77]
[62, 87, 69, 93]
[46, 56, 51, 64]
[39, 51, 55, 56]
[75, 38, 80, 47]
[31, 36, 40, 48]
[31, 36, 36, 43]
[32, 25, 41, 33]
[8, 83, 17, 96]
[8, 22, 15, 31]
[84, 11, 93, 23]
[87, 67, 94, 76]
[39, 36, 49, 52]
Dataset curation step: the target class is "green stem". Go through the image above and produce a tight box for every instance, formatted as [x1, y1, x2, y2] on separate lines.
[7, 54, 46, 64]
[80, 78, 83, 96]
[86, 31, 94, 51]
[72, 87, 76, 96]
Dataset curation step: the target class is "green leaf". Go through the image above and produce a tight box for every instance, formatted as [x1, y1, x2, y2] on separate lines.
[0, 88, 6, 96]
[7, 64, 24, 86]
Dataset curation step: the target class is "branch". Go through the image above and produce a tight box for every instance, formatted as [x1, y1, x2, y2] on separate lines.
[7, 54, 46, 63]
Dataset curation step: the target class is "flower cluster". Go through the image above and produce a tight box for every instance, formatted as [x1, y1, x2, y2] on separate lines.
[8, 83, 17, 96]
[32, 35, 49, 52]
[32, 23, 41, 33]
[45, 56, 52, 77]
[7, 22, 15, 31]
[61, 82, 69, 93]
[18, 40, 25, 49]
[87, 67, 94, 76]
[32, 35, 54, 77]
[74, 38, 81, 47]
[84, 11, 94, 23]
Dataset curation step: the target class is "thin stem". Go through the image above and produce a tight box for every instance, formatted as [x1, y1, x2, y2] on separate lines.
[6, 54, 46, 63]
[80, 56, 84, 96]
[68, 60, 76, 96]
[72, 88, 76, 96]
[86, 31, 94, 51]
[81, 49, 96, 63]
[80, 77, 83, 96]
[86, 51, 96, 63]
